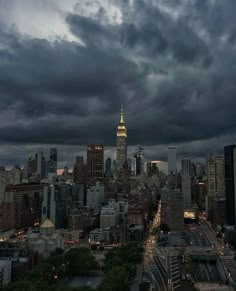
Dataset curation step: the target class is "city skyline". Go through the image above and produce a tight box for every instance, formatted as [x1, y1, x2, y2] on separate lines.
[1, 2, 236, 290]
[0, 1, 236, 167]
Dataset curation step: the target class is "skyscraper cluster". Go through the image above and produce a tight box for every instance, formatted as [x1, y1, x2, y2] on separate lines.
[24, 148, 57, 180]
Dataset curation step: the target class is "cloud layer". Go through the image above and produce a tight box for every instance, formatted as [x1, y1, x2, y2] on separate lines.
[0, 0, 236, 167]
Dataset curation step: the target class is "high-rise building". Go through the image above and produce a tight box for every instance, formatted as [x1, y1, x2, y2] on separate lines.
[190, 162, 196, 177]
[206, 155, 225, 221]
[168, 147, 177, 175]
[182, 175, 192, 207]
[100, 203, 119, 228]
[35, 152, 46, 179]
[36, 152, 43, 178]
[4, 183, 44, 229]
[225, 145, 236, 225]
[73, 156, 84, 182]
[212, 197, 225, 226]
[48, 148, 57, 174]
[68, 207, 92, 232]
[196, 163, 206, 176]
[134, 147, 144, 176]
[0, 167, 21, 202]
[42, 185, 56, 226]
[112, 160, 117, 173]
[26, 156, 36, 178]
[182, 158, 191, 175]
[87, 144, 104, 180]
[105, 157, 112, 177]
[181, 157, 192, 208]
[147, 161, 159, 177]
[161, 187, 184, 231]
[116, 106, 127, 170]
[207, 155, 225, 196]
[86, 181, 105, 212]
[42, 184, 69, 229]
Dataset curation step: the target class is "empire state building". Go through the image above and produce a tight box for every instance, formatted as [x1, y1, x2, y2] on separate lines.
[116, 106, 127, 170]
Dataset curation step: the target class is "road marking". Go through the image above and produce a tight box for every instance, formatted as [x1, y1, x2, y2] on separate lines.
[173, 279, 180, 285]
[173, 284, 181, 290]
[172, 274, 179, 279]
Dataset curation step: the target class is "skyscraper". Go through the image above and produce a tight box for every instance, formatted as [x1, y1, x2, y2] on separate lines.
[182, 158, 191, 175]
[134, 147, 144, 176]
[161, 187, 184, 231]
[48, 148, 57, 174]
[182, 175, 192, 208]
[42, 185, 56, 226]
[26, 156, 35, 178]
[36, 152, 45, 179]
[224, 145, 236, 225]
[168, 146, 177, 175]
[105, 157, 112, 177]
[181, 157, 192, 207]
[207, 155, 225, 196]
[147, 161, 159, 177]
[206, 155, 225, 220]
[87, 144, 104, 180]
[116, 106, 127, 170]
[73, 156, 84, 182]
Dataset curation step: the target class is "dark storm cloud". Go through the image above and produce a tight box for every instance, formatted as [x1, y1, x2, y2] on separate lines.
[0, 0, 236, 165]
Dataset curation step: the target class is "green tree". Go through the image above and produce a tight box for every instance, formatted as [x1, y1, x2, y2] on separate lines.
[50, 248, 64, 256]
[56, 287, 93, 291]
[4, 280, 50, 291]
[65, 248, 98, 275]
[99, 266, 130, 291]
[139, 282, 150, 291]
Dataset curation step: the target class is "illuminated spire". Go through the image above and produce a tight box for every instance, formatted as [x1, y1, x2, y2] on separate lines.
[120, 104, 124, 123]
[117, 104, 127, 137]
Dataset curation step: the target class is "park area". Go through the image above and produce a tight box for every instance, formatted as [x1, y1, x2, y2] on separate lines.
[3, 242, 144, 291]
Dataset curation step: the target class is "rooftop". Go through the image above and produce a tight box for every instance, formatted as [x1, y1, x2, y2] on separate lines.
[40, 218, 55, 228]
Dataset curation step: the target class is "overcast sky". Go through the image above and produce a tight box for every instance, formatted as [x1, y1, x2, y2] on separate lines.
[0, 0, 236, 168]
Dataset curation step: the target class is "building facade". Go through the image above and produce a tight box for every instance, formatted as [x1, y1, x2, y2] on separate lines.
[0, 202, 15, 230]
[168, 147, 177, 175]
[86, 181, 105, 212]
[161, 187, 184, 231]
[100, 206, 119, 228]
[0, 167, 21, 202]
[68, 207, 92, 232]
[4, 183, 44, 229]
[73, 156, 84, 183]
[225, 145, 236, 225]
[42, 185, 56, 226]
[87, 144, 104, 180]
[0, 260, 11, 286]
[105, 157, 112, 177]
[134, 147, 144, 176]
[36, 152, 45, 179]
[42, 184, 73, 229]
[182, 158, 191, 175]
[207, 155, 225, 221]
[182, 175, 192, 208]
[48, 148, 57, 174]
[28, 219, 64, 256]
[212, 197, 225, 226]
